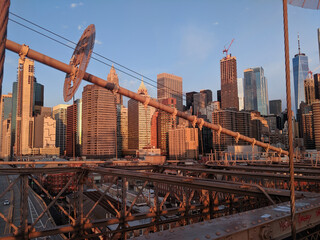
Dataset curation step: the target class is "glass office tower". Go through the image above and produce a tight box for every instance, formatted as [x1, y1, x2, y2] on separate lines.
[293, 53, 309, 113]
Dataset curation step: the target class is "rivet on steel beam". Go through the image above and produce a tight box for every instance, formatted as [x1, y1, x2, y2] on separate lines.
[226, 229, 230, 233]
[258, 219, 262, 223]
[264, 218, 268, 221]
[235, 226, 239, 230]
[206, 234, 211, 239]
[194, 238, 200, 240]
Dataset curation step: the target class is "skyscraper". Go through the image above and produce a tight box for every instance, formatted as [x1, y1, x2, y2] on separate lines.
[200, 89, 212, 104]
[186, 91, 197, 112]
[53, 104, 69, 155]
[220, 55, 238, 110]
[243, 67, 268, 115]
[82, 84, 116, 158]
[0, 93, 12, 157]
[157, 73, 183, 111]
[34, 107, 59, 155]
[237, 78, 244, 111]
[304, 77, 316, 105]
[269, 100, 282, 115]
[66, 99, 82, 157]
[128, 80, 151, 150]
[314, 73, 320, 100]
[293, 35, 309, 113]
[193, 92, 207, 115]
[318, 28, 320, 63]
[157, 98, 176, 156]
[15, 58, 35, 156]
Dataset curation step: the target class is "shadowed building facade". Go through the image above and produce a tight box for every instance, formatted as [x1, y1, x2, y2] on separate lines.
[157, 98, 176, 156]
[53, 104, 69, 156]
[66, 99, 82, 157]
[82, 84, 116, 158]
[220, 55, 238, 110]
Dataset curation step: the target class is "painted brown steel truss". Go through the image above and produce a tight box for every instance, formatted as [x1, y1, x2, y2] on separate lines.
[1, 164, 317, 240]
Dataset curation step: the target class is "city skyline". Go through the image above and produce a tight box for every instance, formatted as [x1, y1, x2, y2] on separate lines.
[2, 1, 319, 110]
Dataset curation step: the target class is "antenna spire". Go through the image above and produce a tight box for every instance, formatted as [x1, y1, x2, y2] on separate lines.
[298, 33, 301, 54]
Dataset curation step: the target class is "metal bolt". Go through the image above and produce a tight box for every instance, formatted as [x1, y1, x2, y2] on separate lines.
[235, 226, 239, 230]
[264, 218, 268, 221]
[226, 229, 230, 233]
[206, 234, 211, 239]
[258, 219, 262, 223]
[216, 232, 221, 236]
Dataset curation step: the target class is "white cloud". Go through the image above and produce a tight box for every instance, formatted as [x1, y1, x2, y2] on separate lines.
[70, 2, 83, 8]
[95, 39, 102, 45]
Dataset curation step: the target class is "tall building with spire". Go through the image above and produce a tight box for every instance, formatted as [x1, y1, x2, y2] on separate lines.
[15, 58, 35, 156]
[107, 65, 122, 105]
[220, 55, 238, 110]
[157, 73, 183, 111]
[293, 34, 309, 113]
[128, 80, 151, 150]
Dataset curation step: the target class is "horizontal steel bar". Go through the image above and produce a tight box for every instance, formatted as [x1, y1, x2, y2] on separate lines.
[162, 166, 320, 182]
[0, 161, 104, 165]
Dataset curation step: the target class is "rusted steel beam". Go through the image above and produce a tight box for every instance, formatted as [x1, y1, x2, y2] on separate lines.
[0, 176, 19, 200]
[0, 161, 104, 165]
[84, 167, 317, 199]
[206, 164, 320, 175]
[0, 167, 80, 174]
[162, 166, 320, 182]
[5, 39, 289, 156]
[30, 174, 76, 231]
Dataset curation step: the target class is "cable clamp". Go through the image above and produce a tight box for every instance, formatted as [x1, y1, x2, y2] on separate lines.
[235, 132, 240, 143]
[192, 116, 197, 128]
[278, 149, 282, 157]
[265, 144, 270, 154]
[251, 139, 256, 148]
[144, 96, 150, 109]
[112, 84, 119, 95]
[172, 107, 177, 120]
[198, 118, 204, 131]
[19, 44, 29, 61]
[217, 125, 222, 138]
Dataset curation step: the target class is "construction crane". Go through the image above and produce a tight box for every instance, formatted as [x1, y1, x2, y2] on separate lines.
[222, 38, 234, 58]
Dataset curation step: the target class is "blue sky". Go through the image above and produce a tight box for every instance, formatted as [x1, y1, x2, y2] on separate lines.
[3, 0, 320, 110]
